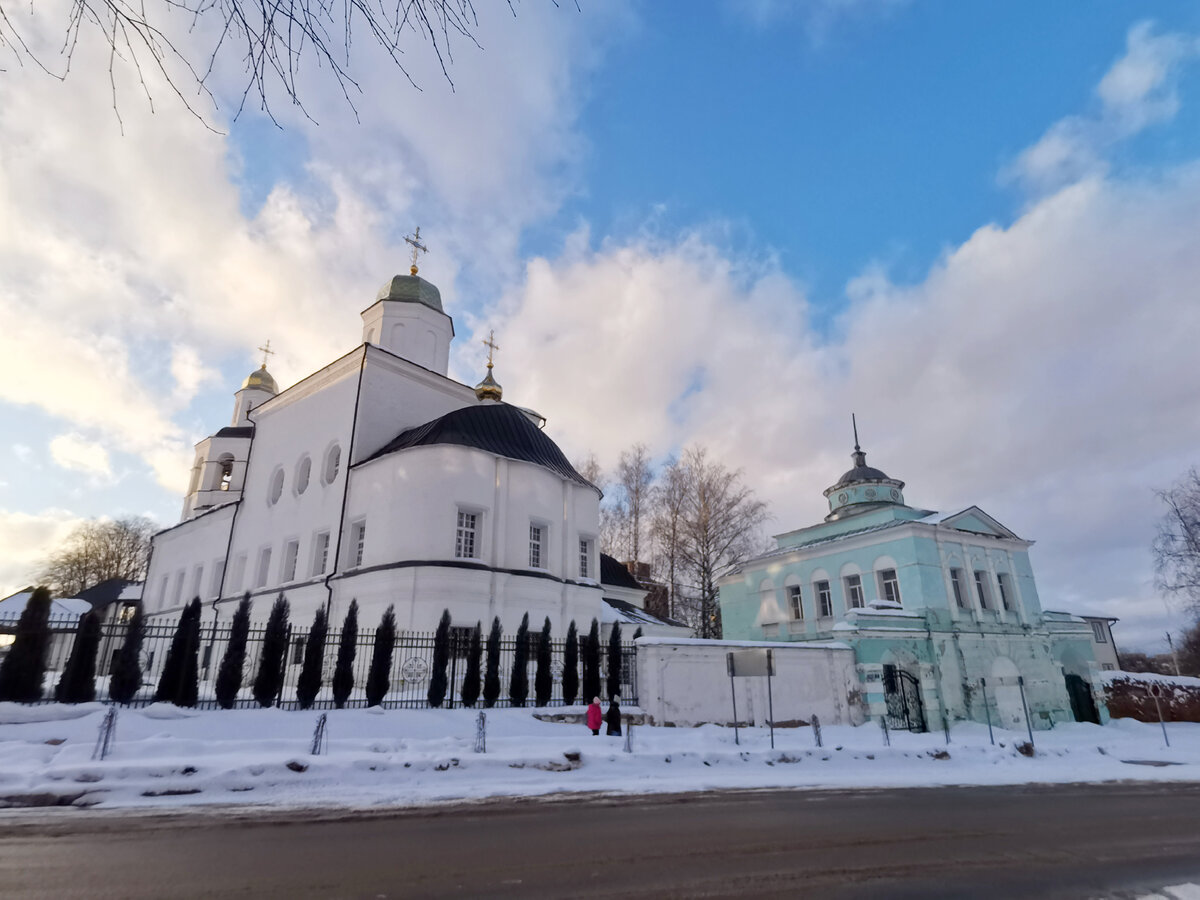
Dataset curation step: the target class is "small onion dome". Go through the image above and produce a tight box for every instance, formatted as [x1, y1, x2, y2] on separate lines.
[241, 364, 278, 394]
[474, 363, 502, 402]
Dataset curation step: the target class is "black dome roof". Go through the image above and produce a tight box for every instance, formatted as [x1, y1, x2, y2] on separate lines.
[833, 463, 894, 488]
[366, 403, 596, 490]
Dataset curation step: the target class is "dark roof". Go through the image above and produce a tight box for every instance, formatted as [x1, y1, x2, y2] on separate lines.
[600, 554, 643, 590]
[833, 464, 893, 487]
[74, 578, 140, 611]
[602, 597, 689, 629]
[364, 403, 595, 490]
[214, 425, 254, 438]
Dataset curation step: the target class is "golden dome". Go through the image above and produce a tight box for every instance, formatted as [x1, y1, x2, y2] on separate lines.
[474, 364, 502, 402]
[241, 364, 278, 394]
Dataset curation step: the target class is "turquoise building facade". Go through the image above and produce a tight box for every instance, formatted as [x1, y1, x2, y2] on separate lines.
[717, 440, 1104, 731]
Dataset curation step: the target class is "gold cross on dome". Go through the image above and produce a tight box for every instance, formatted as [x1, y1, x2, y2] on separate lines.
[404, 226, 428, 275]
[482, 330, 499, 368]
[257, 340, 275, 368]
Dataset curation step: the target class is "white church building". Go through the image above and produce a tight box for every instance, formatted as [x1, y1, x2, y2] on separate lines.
[145, 260, 683, 638]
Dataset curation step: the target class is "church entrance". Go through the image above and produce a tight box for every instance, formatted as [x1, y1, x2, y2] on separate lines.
[1064, 673, 1100, 724]
[882, 664, 926, 733]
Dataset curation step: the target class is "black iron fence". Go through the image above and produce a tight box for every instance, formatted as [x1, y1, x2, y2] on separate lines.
[0, 615, 638, 710]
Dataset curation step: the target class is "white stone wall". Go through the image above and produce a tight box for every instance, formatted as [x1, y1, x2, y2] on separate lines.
[636, 638, 865, 728]
[145, 503, 236, 617]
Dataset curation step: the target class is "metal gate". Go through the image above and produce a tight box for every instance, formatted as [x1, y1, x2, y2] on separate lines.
[1064, 673, 1099, 724]
[883, 664, 926, 733]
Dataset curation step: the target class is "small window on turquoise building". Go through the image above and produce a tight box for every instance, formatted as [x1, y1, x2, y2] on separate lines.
[878, 569, 900, 605]
[996, 572, 1013, 611]
[815, 580, 833, 617]
[788, 585, 803, 619]
[950, 568, 967, 609]
[844, 574, 864, 609]
[974, 570, 991, 610]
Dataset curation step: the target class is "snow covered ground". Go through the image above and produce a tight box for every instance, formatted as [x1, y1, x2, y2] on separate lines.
[1, 702, 1198, 813]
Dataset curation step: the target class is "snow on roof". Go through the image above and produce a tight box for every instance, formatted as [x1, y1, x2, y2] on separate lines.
[0, 591, 91, 620]
[1099, 670, 1200, 689]
[634, 636, 852, 651]
[600, 598, 688, 629]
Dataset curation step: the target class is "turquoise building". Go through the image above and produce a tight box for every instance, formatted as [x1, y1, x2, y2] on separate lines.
[717, 438, 1104, 732]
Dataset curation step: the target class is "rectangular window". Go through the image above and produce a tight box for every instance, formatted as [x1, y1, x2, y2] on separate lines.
[348, 520, 366, 568]
[210, 559, 225, 599]
[580, 539, 592, 579]
[529, 524, 544, 568]
[282, 539, 300, 582]
[456, 510, 478, 559]
[816, 580, 833, 617]
[255, 547, 272, 588]
[1091, 621, 1107, 643]
[787, 585, 803, 619]
[844, 574, 864, 609]
[172, 571, 185, 606]
[950, 568, 966, 609]
[230, 554, 247, 592]
[996, 572, 1013, 611]
[292, 637, 305, 665]
[450, 626, 474, 659]
[1102, 663, 1115, 671]
[190, 565, 204, 601]
[158, 575, 169, 610]
[312, 531, 330, 577]
[974, 570, 991, 610]
[879, 568, 901, 605]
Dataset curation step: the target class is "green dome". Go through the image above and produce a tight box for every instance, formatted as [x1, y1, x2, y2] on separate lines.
[375, 274, 444, 313]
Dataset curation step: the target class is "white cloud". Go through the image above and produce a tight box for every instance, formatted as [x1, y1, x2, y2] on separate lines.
[1008, 22, 1200, 192]
[48, 433, 113, 481]
[0, 508, 85, 596]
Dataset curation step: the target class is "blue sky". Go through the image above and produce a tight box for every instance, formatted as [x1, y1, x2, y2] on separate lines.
[2, 0, 1199, 650]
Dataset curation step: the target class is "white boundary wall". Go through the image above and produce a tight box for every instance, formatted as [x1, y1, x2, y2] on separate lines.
[636, 638, 865, 728]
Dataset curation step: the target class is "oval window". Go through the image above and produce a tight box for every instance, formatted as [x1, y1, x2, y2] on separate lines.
[268, 467, 285, 506]
[295, 455, 311, 495]
[323, 444, 341, 485]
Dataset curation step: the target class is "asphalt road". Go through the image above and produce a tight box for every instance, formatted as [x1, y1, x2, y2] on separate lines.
[2, 784, 1199, 899]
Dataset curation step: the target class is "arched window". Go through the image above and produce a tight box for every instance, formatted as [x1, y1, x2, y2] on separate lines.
[267, 467, 285, 506]
[323, 443, 342, 486]
[218, 455, 234, 492]
[295, 455, 311, 495]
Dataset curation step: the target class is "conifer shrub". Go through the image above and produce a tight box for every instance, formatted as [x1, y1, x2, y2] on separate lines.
[252, 594, 290, 708]
[154, 598, 201, 705]
[176, 597, 202, 708]
[561, 620, 579, 707]
[509, 612, 530, 708]
[55, 610, 102, 703]
[428, 609, 452, 708]
[331, 600, 359, 709]
[582, 618, 601, 704]
[607, 621, 623, 701]
[0, 587, 53, 702]
[296, 606, 329, 709]
[460, 621, 482, 708]
[482, 616, 502, 708]
[108, 605, 145, 704]
[633, 627, 643, 641]
[535, 616, 553, 707]
[214, 596, 251, 709]
[364, 605, 397, 707]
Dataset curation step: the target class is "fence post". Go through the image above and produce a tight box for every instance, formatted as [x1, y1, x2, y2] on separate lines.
[1149, 684, 1170, 748]
[311, 713, 328, 755]
[1017, 675, 1035, 750]
[475, 711, 487, 753]
[811, 714, 822, 749]
[92, 707, 117, 761]
[980, 678, 994, 746]
[879, 715, 890, 747]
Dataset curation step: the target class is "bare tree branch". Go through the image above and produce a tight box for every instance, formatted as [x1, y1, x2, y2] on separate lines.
[1154, 466, 1200, 613]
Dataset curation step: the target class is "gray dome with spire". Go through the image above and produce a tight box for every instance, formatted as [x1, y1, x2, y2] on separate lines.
[375, 274, 444, 313]
[821, 420, 906, 520]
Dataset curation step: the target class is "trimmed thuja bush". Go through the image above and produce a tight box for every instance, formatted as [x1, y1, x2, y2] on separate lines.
[428, 609, 452, 708]
[252, 594, 290, 708]
[332, 600, 359, 709]
[56, 610, 102, 703]
[483, 616, 502, 708]
[582, 618, 601, 704]
[607, 621, 623, 701]
[215, 596, 252, 709]
[155, 597, 202, 707]
[461, 621, 482, 708]
[535, 617, 553, 708]
[561, 620, 579, 707]
[0, 586, 52, 702]
[109, 604, 145, 704]
[509, 612, 530, 708]
[633, 627, 643, 641]
[296, 606, 329, 710]
[365, 605, 397, 707]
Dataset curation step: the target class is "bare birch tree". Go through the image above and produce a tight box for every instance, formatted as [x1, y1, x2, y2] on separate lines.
[574, 452, 621, 557]
[650, 454, 690, 621]
[614, 442, 654, 565]
[675, 446, 767, 638]
[39, 516, 155, 597]
[1154, 466, 1200, 612]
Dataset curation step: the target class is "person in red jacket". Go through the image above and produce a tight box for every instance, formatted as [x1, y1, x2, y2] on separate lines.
[586, 696, 602, 735]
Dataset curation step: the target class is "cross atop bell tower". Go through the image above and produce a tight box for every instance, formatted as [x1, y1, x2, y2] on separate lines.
[404, 226, 428, 276]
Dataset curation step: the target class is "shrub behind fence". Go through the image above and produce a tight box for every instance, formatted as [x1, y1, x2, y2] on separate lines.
[0, 614, 638, 710]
